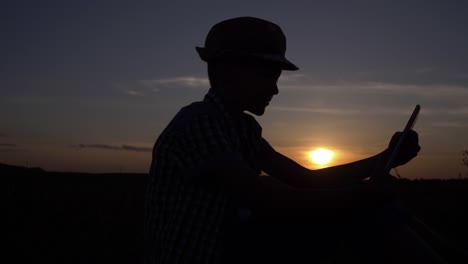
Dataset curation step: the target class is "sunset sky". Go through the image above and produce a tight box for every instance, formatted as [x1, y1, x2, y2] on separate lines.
[1, 0, 467, 179]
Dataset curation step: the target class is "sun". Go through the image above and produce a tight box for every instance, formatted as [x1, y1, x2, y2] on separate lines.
[309, 148, 334, 166]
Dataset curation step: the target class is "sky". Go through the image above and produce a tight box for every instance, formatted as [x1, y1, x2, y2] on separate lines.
[1, 0, 467, 179]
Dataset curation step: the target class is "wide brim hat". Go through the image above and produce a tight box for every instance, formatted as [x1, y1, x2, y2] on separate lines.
[196, 17, 299, 71]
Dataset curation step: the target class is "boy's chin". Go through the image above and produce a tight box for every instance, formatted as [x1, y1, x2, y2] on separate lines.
[247, 106, 266, 116]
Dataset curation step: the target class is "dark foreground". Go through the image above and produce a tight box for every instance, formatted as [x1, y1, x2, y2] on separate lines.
[5, 163, 468, 263]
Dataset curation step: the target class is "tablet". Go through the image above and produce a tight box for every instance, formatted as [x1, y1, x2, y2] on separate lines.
[382, 104, 421, 174]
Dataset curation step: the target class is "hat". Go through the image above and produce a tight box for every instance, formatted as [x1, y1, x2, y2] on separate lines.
[196, 17, 299, 71]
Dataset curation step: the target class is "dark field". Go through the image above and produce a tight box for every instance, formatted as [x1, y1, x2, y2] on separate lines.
[5, 163, 468, 263]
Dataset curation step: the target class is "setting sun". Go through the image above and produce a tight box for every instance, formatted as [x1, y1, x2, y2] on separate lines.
[309, 148, 335, 166]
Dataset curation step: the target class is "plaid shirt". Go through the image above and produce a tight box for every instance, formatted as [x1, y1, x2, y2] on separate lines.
[144, 88, 273, 263]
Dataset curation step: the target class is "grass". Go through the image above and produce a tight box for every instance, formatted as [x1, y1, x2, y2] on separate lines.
[5, 163, 468, 263]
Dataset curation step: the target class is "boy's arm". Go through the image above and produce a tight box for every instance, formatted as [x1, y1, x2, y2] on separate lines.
[260, 148, 388, 188]
[188, 152, 391, 219]
[260, 130, 420, 188]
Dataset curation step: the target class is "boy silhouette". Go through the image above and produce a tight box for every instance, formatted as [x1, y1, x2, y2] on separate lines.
[145, 17, 444, 263]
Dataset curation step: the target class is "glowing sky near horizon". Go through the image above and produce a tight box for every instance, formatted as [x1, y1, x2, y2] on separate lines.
[1, 0, 468, 178]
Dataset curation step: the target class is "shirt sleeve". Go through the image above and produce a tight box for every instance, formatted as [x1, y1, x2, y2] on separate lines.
[243, 113, 277, 163]
[259, 137, 276, 155]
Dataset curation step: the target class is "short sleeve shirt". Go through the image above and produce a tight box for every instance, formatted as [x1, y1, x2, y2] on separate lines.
[144, 88, 274, 263]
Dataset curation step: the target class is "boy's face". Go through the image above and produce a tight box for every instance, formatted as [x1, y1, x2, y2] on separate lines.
[235, 60, 282, 116]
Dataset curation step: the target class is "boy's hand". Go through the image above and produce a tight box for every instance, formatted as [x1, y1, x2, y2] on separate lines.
[387, 129, 421, 168]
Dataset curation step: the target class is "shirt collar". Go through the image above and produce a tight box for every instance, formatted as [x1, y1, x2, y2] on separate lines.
[203, 88, 243, 120]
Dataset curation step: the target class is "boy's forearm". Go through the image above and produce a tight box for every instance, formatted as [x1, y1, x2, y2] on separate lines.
[309, 150, 389, 186]
[262, 148, 390, 188]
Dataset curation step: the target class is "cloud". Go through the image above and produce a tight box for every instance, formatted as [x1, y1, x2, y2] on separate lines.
[363, 82, 468, 97]
[114, 82, 146, 97]
[279, 81, 468, 97]
[446, 107, 468, 115]
[121, 145, 152, 152]
[125, 89, 145, 96]
[0, 143, 16, 147]
[269, 106, 361, 115]
[269, 105, 418, 116]
[415, 67, 435, 74]
[431, 122, 468, 128]
[457, 73, 468, 79]
[270, 81, 468, 119]
[118, 76, 209, 96]
[276, 82, 468, 118]
[278, 73, 306, 82]
[77, 144, 119, 150]
[0, 143, 16, 152]
[74, 144, 152, 152]
[140, 76, 209, 89]
[141, 73, 302, 90]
